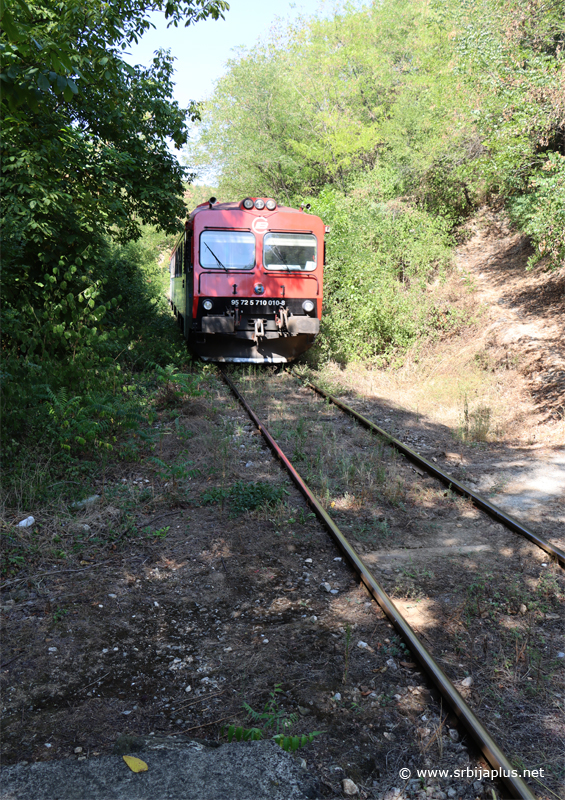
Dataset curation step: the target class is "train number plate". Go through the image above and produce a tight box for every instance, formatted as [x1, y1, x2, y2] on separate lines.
[230, 299, 286, 307]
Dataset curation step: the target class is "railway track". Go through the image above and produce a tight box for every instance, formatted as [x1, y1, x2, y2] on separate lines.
[220, 367, 565, 800]
[2, 368, 563, 800]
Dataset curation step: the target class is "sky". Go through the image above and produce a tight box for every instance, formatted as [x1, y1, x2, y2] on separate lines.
[126, 0, 335, 110]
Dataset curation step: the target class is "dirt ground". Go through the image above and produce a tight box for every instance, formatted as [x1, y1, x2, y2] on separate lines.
[1, 211, 564, 800]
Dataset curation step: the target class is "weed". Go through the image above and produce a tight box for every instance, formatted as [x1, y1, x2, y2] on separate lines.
[173, 417, 195, 442]
[223, 685, 322, 753]
[151, 363, 204, 409]
[292, 418, 307, 462]
[0, 529, 28, 576]
[150, 456, 201, 490]
[201, 481, 288, 517]
[297, 508, 315, 525]
[145, 525, 170, 540]
[223, 724, 262, 743]
[53, 606, 69, 623]
[457, 396, 492, 442]
[243, 685, 297, 734]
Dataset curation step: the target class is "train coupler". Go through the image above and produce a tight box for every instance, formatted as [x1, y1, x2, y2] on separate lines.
[253, 318, 265, 343]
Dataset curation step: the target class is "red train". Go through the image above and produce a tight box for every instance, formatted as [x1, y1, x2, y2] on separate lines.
[169, 197, 325, 363]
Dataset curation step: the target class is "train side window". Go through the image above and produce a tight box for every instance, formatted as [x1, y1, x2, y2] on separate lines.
[184, 235, 193, 270]
[177, 243, 184, 277]
[263, 233, 317, 271]
[199, 231, 255, 270]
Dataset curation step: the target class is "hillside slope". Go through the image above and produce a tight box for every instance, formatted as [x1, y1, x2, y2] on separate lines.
[313, 209, 565, 548]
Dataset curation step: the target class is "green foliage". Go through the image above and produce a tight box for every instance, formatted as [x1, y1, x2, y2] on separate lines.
[144, 526, 170, 540]
[149, 456, 201, 487]
[508, 153, 565, 270]
[433, 0, 565, 267]
[223, 724, 262, 743]
[0, 0, 227, 507]
[222, 686, 322, 752]
[273, 732, 322, 752]
[201, 481, 288, 516]
[311, 181, 455, 363]
[229, 481, 288, 515]
[243, 685, 298, 734]
[0, 223, 201, 509]
[187, 0, 564, 365]
[0, 528, 30, 576]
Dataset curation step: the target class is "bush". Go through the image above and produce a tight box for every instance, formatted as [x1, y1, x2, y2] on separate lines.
[308, 181, 454, 363]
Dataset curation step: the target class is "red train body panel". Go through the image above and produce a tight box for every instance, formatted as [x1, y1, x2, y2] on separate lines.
[169, 198, 325, 363]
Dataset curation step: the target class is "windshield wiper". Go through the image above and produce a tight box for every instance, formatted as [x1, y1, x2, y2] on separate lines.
[204, 242, 228, 271]
[270, 245, 290, 271]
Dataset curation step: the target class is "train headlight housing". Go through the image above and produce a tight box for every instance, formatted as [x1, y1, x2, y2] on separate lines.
[302, 300, 315, 313]
[254, 283, 265, 295]
[203, 299, 213, 311]
[242, 198, 254, 210]
[254, 198, 265, 210]
[265, 199, 277, 211]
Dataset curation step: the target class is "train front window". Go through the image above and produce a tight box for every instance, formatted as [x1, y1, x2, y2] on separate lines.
[263, 233, 317, 271]
[199, 231, 255, 270]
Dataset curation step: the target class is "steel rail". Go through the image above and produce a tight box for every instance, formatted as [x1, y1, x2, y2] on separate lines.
[306, 382, 565, 569]
[220, 369, 537, 800]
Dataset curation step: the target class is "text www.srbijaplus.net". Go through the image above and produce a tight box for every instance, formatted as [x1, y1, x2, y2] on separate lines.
[398, 767, 544, 781]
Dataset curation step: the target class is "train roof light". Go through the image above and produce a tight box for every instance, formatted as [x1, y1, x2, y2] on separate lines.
[242, 198, 254, 209]
[254, 198, 265, 210]
[265, 199, 276, 211]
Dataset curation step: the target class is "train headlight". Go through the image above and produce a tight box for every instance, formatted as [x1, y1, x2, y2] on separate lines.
[265, 199, 277, 211]
[242, 198, 254, 210]
[203, 299, 213, 310]
[254, 283, 265, 295]
[302, 300, 315, 313]
[254, 198, 265, 210]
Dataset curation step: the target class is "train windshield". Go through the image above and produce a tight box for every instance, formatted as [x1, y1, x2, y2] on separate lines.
[263, 233, 317, 271]
[199, 231, 255, 270]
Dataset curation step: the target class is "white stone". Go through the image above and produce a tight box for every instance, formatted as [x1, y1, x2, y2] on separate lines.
[342, 778, 359, 796]
[461, 676, 473, 688]
[320, 582, 331, 592]
[17, 516, 35, 528]
[357, 640, 369, 649]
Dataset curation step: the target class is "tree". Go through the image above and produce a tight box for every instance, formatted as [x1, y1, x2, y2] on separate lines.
[0, 0, 228, 360]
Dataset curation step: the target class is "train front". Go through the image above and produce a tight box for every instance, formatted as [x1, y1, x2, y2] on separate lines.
[187, 197, 325, 363]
